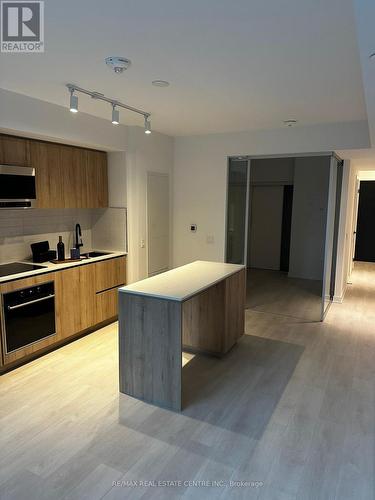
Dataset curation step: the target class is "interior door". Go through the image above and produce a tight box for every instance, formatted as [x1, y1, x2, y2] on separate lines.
[249, 185, 284, 270]
[147, 172, 170, 276]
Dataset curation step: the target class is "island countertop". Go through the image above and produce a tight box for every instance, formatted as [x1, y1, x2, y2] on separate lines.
[119, 260, 245, 301]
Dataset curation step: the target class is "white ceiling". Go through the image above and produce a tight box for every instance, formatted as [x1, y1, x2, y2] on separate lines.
[0, 0, 368, 136]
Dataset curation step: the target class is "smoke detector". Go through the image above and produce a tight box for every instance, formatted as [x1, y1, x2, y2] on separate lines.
[105, 57, 131, 74]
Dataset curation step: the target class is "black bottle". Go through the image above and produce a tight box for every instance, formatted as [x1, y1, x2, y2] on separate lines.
[57, 235, 65, 261]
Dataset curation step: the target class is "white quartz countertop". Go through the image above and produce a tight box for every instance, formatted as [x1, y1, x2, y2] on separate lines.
[119, 261, 245, 301]
[0, 251, 127, 284]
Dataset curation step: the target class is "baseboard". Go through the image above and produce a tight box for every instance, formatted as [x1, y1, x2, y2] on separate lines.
[332, 283, 348, 304]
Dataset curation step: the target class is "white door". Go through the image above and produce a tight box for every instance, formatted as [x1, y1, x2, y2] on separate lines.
[249, 185, 284, 270]
[147, 173, 169, 276]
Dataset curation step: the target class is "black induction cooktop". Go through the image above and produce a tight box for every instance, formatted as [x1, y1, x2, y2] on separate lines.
[0, 262, 46, 278]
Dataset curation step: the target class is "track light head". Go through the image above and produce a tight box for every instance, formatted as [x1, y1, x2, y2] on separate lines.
[69, 89, 78, 113]
[144, 117, 151, 134]
[111, 104, 119, 125]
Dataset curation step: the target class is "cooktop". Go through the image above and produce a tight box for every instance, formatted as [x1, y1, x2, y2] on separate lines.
[0, 262, 46, 278]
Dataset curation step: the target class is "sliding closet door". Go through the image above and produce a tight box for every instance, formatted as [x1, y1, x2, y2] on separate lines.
[249, 185, 284, 270]
[225, 159, 250, 265]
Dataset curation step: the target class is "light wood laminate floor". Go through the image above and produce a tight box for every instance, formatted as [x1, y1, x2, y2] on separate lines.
[247, 268, 322, 322]
[0, 261, 374, 499]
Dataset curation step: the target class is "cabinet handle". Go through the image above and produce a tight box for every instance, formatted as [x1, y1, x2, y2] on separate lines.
[7, 294, 55, 311]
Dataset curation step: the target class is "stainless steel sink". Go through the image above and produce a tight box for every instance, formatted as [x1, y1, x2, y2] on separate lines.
[81, 251, 111, 258]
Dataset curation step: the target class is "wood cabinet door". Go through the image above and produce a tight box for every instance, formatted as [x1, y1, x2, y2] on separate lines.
[60, 145, 87, 208]
[95, 257, 126, 292]
[85, 150, 108, 208]
[0, 135, 30, 166]
[55, 264, 96, 340]
[94, 257, 126, 323]
[95, 288, 119, 324]
[31, 141, 64, 208]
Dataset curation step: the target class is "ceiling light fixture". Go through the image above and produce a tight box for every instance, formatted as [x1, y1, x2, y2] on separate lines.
[66, 84, 151, 128]
[144, 117, 151, 134]
[152, 80, 170, 87]
[69, 89, 78, 113]
[111, 104, 119, 125]
[370, 52, 375, 60]
[283, 119, 298, 127]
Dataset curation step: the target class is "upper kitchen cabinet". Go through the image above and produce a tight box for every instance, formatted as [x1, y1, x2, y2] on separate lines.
[31, 140, 65, 208]
[85, 150, 109, 208]
[0, 135, 31, 166]
[28, 138, 109, 209]
[60, 145, 87, 208]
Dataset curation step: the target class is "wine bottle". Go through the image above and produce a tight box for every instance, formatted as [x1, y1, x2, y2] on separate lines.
[57, 235, 65, 261]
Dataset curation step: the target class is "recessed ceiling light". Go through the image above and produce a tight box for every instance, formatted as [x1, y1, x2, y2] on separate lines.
[370, 52, 375, 60]
[152, 80, 170, 87]
[283, 119, 298, 127]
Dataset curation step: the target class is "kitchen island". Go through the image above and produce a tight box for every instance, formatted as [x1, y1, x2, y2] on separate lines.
[118, 261, 246, 411]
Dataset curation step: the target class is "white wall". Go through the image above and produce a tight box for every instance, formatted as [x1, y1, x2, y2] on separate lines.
[341, 158, 375, 289]
[173, 121, 369, 267]
[107, 152, 127, 208]
[0, 88, 128, 151]
[126, 127, 174, 283]
[333, 160, 351, 301]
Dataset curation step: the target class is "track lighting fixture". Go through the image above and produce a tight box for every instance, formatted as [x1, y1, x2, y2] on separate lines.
[66, 84, 151, 129]
[111, 104, 119, 125]
[144, 117, 151, 134]
[69, 89, 78, 113]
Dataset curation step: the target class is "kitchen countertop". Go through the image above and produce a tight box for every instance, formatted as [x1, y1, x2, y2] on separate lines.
[0, 251, 127, 284]
[119, 261, 245, 301]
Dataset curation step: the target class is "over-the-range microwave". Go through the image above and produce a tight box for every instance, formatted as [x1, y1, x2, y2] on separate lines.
[0, 165, 36, 209]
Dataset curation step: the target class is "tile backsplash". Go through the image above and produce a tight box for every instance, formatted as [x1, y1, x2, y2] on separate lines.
[0, 209, 94, 262]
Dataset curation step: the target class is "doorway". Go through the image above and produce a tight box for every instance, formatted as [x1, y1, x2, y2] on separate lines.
[225, 154, 342, 322]
[354, 181, 375, 262]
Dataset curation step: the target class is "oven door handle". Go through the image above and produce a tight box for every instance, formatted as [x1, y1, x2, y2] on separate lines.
[7, 294, 55, 311]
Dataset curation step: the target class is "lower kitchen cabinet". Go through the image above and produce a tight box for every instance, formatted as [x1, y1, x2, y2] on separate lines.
[55, 256, 126, 340]
[95, 288, 119, 324]
[0, 256, 126, 371]
[94, 257, 126, 323]
[55, 264, 96, 340]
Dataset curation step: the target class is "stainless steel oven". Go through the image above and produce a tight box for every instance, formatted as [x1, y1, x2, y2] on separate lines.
[1, 281, 56, 354]
[0, 165, 36, 209]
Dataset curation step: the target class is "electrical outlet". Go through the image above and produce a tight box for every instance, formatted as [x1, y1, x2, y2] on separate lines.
[140, 239, 145, 248]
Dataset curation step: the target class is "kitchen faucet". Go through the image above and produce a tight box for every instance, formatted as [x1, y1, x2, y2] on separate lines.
[75, 223, 83, 250]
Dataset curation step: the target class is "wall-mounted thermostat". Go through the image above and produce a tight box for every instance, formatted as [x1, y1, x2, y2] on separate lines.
[190, 224, 197, 233]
